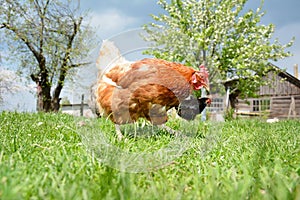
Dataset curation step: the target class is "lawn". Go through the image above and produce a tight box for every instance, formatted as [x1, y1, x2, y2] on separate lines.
[0, 111, 299, 199]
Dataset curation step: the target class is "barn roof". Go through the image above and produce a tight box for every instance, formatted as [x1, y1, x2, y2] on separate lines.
[222, 63, 300, 89]
[268, 63, 300, 89]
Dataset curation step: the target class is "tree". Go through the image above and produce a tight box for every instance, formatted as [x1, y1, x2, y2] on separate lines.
[0, 0, 97, 112]
[143, 0, 294, 108]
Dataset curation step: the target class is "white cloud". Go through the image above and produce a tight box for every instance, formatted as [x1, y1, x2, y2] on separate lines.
[90, 9, 139, 39]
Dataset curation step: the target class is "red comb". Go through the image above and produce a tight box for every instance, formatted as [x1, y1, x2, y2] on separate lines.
[199, 64, 209, 78]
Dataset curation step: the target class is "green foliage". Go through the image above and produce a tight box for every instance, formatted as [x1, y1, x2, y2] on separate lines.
[143, 0, 294, 98]
[0, 112, 299, 199]
[60, 96, 71, 105]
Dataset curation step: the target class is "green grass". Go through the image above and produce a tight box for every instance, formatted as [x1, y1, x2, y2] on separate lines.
[0, 111, 299, 200]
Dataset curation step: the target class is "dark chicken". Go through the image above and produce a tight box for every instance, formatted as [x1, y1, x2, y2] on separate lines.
[177, 97, 211, 120]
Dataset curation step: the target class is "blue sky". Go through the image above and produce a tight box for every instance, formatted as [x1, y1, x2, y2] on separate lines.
[82, 0, 300, 73]
[1, 0, 300, 111]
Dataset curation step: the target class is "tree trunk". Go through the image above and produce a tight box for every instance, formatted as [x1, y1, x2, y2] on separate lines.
[229, 92, 239, 109]
[35, 84, 62, 112]
[36, 84, 43, 112]
[36, 83, 52, 112]
[32, 65, 66, 112]
[51, 96, 61, 112]
[223, 80, 240, 110]
[32, 72, 52, 112]
[35, 83, 61, 112]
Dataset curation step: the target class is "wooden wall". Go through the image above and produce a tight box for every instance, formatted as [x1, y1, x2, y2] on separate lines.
[236, 98, 270, 114]
[236, 96, 300, 119]
[236, 99, 253, 113]
[269, 96, 300, 119]
[217, 69, 300, 119]
[259, 72, 300, 96]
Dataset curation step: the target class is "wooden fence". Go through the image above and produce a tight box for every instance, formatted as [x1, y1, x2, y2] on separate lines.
[61, 94, 96, 117]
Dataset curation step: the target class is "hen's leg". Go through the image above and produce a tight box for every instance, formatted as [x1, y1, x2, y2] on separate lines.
[115, 124, 124, 140]
[158, 124, 180, 137]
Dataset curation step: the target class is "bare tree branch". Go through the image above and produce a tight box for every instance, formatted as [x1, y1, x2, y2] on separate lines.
[0, 0, 97, 111]
[1, 22, 42, 64]
[70, 62, 93, 68]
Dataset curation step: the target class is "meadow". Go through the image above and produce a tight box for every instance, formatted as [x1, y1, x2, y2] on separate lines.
[0, 111, 299, 200]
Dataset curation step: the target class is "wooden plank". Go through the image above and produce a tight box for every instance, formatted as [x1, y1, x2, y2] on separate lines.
[272, 97, 292, 100]
[272, 101, 291, 104]
[236, 111, 264, 116]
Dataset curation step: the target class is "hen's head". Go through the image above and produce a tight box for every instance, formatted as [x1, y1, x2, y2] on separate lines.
[191, 64, 210, 93]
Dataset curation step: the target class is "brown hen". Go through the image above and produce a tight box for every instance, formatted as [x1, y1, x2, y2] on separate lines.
[96, 58, 210, 139]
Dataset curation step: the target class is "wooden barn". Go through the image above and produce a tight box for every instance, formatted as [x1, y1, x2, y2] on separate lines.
[236, 64, 300, 119]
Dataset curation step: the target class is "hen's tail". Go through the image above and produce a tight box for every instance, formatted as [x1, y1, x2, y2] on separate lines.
[96, 40, 128, 75]
[94, 40, 131, 117]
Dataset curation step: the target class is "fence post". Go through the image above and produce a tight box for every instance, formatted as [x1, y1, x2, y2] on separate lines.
[288, 96, 296, 119]
[201, 88, 207, 121]
[80, 94, 84, 116]
[225, 86, 230, 109]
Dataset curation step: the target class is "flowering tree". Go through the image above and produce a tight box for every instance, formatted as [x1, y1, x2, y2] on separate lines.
[144, 0, 294, 107]
[0, 69, 23, 104]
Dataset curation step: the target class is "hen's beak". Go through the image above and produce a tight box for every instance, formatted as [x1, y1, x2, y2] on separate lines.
[203, 84, 210, 95]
